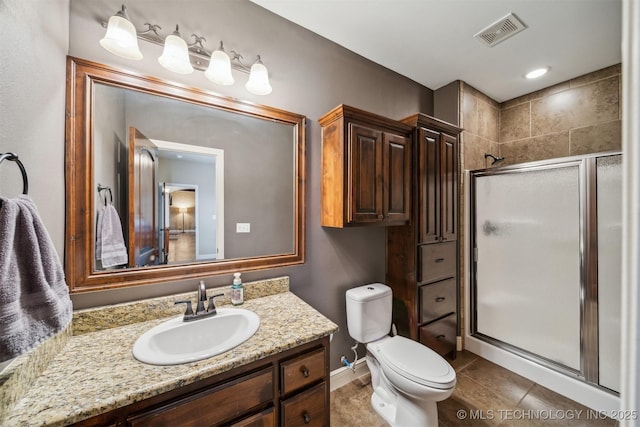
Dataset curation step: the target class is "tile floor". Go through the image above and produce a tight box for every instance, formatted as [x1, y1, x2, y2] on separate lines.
[330, 351, 618, 426]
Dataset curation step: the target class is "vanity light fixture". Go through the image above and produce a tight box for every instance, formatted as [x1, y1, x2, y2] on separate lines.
[100, 4, 272, 95]
[205, 42, 234, 85]
[525, 67, 549, 79]
[158, 25, 194, 75]
[245, 56, 273, 95]
[99, 5, 143, 60]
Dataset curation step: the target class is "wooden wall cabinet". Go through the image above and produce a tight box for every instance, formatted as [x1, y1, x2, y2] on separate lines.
[319, 105, 413, 227]
[71, 338, 330, 427]
[387, 114, 461, 358]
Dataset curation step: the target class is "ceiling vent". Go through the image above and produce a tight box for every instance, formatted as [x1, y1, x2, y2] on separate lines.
[474, 13, 527, 47]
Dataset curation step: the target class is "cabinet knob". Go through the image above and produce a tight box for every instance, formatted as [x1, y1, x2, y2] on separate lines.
[300, 366, 310, 378]
[434, 258, 445, 263]
[303, 411, 311, 424]
[435, 297, 446, 302]
[436, 334, 446, 341]
[378, 214, 384, 220]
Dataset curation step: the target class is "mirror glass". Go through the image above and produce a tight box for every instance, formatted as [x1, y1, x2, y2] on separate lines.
[66, 57, 305, 292]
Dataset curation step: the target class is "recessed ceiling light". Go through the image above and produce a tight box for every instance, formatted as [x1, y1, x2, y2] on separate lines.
[526, 67, 549, 79]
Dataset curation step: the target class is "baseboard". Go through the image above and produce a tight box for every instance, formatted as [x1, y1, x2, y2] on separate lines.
[329, 357, 370, 392]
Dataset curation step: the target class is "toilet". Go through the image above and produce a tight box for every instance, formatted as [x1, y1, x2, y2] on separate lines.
[346, 283, 456, 427]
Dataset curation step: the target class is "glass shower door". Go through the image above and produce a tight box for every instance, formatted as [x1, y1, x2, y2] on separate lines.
[597, 154, 622, 392]
[473, 163, 582, 371]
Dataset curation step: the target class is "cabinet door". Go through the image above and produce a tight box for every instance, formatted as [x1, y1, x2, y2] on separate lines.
[383, 132, 411, 223]
[418, 128, 441, 243]
[348, 123, 383, 224]
[440, 133, 458, 241]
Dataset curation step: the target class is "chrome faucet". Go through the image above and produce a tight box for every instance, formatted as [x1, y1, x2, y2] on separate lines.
[175, 281, 224, 322]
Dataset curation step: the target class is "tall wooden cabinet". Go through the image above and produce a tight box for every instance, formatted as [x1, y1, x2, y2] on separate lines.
[319, 105, 412, 227]
[387, 113, 461, 358]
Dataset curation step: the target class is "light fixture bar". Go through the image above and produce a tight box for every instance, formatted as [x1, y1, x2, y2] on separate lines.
[99, 5, 272, 95]
[102, 21, 255, 74]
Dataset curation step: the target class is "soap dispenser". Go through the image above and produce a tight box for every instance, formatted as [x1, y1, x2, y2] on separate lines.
[231, 272, 244, 305]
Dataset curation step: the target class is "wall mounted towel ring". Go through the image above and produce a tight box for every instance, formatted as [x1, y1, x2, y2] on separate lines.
[0, 152, 29, 195]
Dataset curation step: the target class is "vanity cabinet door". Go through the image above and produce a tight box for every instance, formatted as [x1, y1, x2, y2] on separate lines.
[127, 368, 273, 427]
[280, 383, 327, 427]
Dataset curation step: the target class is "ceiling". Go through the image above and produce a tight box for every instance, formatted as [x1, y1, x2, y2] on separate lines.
[249, 0, 622, 102]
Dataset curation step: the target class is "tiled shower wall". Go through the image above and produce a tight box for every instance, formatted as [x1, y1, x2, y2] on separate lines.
[498, 64, 621, 164]
[456, 64, 622, 343]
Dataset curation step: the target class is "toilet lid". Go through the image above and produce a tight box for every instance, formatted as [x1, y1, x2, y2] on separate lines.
[372, 336, 456, 389]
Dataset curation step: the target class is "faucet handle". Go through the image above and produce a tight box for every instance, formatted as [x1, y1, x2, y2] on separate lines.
[175, 300, 194, 316]
[207, 293, 225, 314]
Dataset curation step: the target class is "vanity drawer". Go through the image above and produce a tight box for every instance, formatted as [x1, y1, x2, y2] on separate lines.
[230, 408, 275, 427]
[418, 241, 456, 283]
[419, 313, 457, 357]
[419, 278, 456, 323]
[280, 382, 327, 427]
[127, 367, 273, 427]
[280, 348, 325, 396]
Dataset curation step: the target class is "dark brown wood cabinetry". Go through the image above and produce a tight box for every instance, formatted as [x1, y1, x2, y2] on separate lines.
[70, 338, 329, 427]
[387, 114, 461, 358]
[320, 105, 412, 227]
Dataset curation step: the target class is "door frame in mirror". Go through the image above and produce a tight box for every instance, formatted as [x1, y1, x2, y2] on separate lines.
[65, 57, 306, 293]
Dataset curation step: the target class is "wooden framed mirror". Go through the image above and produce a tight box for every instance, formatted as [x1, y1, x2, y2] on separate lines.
[65, 57, 305, 293]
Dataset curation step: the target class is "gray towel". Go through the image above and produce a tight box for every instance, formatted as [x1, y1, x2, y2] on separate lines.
[96, 203, 128, 268]
[0, 195, 73, 362]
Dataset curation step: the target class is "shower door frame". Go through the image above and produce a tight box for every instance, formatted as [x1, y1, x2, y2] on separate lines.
[469, 151, 621, 392]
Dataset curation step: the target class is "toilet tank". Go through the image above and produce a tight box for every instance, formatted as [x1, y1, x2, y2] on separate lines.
[346, 283, 392, 343]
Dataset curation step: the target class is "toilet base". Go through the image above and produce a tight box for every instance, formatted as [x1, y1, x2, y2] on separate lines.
[370, 383, 439, 427]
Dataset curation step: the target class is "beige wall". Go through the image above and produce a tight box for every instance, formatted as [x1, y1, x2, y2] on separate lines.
[499, 64, 622, 164]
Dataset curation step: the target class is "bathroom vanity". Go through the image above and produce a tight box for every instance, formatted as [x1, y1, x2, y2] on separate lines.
[2, 278, 338, 427]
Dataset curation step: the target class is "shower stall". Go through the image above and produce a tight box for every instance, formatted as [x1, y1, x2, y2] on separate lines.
[466, 152, 621, 412]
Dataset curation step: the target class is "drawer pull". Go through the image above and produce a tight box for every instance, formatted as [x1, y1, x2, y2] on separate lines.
[303, 411, 311, 424]
[436, 334, 446, 341]
[435, 297, 445, 302]
[300, 366, 310, 378]
[434, 258, 445, 263]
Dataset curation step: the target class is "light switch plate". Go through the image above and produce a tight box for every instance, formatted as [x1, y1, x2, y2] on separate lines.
[236, 223, 250, 233]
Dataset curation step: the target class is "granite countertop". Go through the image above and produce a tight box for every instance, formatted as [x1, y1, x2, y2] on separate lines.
[3, 285, 338, 427]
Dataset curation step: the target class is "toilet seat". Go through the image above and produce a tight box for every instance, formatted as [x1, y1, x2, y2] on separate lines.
[369, 336, 456, 390]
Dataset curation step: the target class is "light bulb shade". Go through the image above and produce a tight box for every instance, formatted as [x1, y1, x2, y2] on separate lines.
[205, 48, 234, 85]
[158, 31, 194, 75]
[100, 13, 143, 60]
[245, 59, 272, 95]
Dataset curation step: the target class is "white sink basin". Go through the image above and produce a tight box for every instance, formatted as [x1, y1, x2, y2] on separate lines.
[132, 308, 260, 365]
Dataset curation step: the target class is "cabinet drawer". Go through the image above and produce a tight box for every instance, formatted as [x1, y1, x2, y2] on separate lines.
[419, 278, 456, 323]
[419, 314, 457, 356]
[280, 382, 327, 427]
[128, 367, 273, 427]
[230, 408, 275, 427]
[280, 348, 325, 396]
[418, 241, 456, 283]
